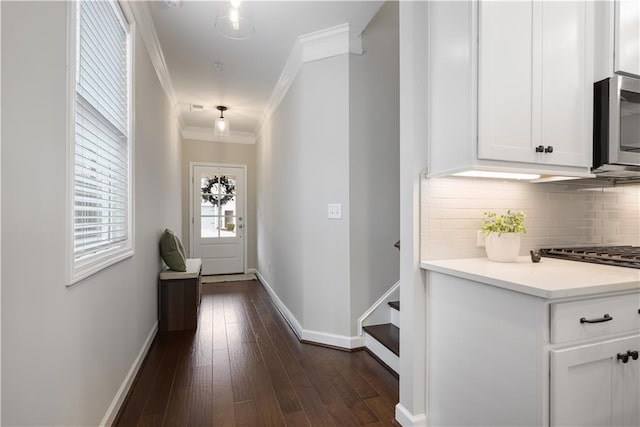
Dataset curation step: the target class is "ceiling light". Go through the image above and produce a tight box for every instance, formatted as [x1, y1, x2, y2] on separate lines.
[215, 14, 254, 40]
[214, 106, 230, 138]
[230, 0, 241, 9]
[452, 170, 541, 180]
[229, 8, 240, 31]
[529, 176, 581, 183]
[213, 62, 223, 71]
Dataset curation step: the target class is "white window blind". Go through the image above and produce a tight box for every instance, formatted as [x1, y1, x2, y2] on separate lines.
[73, 0, 131, 265]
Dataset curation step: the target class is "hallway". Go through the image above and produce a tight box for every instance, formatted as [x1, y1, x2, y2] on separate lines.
[115, 280, 399, 426]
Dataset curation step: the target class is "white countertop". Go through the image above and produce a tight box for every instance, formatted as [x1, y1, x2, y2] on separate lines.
[421, 256, 640, 299]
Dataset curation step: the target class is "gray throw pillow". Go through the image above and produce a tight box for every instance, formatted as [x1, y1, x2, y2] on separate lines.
[159, 229, 187, 272]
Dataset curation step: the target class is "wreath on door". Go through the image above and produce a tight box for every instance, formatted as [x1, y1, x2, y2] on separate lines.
[201, 175, 235, 207]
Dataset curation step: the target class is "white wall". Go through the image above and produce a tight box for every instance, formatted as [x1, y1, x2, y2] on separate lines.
[1, 2, 181, 425]
[397, 1, 428, 424]
[421, 177, 640, 260]
[349, 1, 400, 335]
[258, 55, 352, 336]
[257, 4, 400, 343]
[181, 139, 257, 268]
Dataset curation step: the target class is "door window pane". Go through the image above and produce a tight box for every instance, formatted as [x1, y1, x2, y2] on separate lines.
[200, 174, 237, 238]
[201, 217, 217, 238]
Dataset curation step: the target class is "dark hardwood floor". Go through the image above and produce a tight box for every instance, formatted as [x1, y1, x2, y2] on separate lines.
[115, 280, 399, 426]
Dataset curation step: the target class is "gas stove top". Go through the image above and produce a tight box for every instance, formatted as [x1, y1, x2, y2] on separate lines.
[539, 246, 640, 269]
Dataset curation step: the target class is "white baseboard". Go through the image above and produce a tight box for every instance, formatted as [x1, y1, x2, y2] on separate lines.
[99, 321, 158, 427]
[395, 403, 427, 427]
[255, 270, 363, 350]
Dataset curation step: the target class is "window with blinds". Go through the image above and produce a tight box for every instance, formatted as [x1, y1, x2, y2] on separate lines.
[72, 0, 132, 280]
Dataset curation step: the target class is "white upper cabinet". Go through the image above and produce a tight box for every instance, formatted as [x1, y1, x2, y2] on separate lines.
[615, 0, 640, 77]
[539, 1, 592, 168]
[478, 1, 534, 164]
[428, 1, 594, 177]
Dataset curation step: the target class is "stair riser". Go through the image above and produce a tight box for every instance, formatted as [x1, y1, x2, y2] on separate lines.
[390, 306, 400, 328]
[364, 332, 399, 374]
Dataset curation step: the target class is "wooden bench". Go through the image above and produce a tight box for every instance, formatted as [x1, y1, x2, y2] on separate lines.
[159, 258, 202, 331]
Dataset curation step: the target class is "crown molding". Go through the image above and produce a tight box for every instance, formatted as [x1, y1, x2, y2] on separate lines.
[182, 127, 256, 145]
[299, 23, 363, 62]
[256, 23, 363, 140]
[124, 1, 179, 110]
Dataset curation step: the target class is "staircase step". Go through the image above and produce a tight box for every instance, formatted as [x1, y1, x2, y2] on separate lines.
[363, 323, 399, 356]
[388, 301, 400, 311]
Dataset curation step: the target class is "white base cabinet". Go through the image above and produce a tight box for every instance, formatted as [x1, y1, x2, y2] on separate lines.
[551, 335, 640, 427]
[425, 270, 640, 426]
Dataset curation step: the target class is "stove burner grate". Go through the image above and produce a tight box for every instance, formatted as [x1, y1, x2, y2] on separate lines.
[539, 246, 640, 269]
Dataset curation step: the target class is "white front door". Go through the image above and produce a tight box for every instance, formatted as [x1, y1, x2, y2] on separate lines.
[191, 164, 245, 275]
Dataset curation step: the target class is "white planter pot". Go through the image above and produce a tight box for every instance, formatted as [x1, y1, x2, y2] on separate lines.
[485, 232, 521, 262]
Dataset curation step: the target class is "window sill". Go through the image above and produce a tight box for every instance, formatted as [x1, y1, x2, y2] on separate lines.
[69, 247, 134, 287]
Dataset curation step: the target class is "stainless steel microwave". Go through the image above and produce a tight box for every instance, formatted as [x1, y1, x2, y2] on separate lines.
[593, 74, 640, 177]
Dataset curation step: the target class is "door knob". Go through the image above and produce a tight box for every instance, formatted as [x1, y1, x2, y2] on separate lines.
[535, 145, 544, 153]
[544, 146, 554, 153]
[627, 350, 639, 361]
[617, 353, 630, 363]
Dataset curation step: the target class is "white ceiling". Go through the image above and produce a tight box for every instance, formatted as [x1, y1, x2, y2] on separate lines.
[148, 0, 384, 136]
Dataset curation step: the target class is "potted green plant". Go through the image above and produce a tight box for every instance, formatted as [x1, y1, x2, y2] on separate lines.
[481, 210, 526, 262]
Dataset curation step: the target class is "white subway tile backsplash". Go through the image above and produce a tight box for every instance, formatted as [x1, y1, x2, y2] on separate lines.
[421, 177, 640, 260]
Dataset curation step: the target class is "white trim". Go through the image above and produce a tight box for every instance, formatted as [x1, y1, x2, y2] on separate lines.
[256, 271, 363, 350]
[123, 0, 177, 108]
[364, 332, 399, 374]
[0, 2, 3, 420]
[99, 322, 158, 427]
[390, 305, 400, 328]
[256, 23, 363, 140]
[299, 23, 363, 62]
[357, 280, 400, 336]
[182, 127, 256, 144]
[65, 0, 76, 287]
[303, 329, 363, 350]
[189, 162, 249, 275]
[394, 404, 427, 427]
[67, 0, 136, 287]
[256, 271, 303, 338]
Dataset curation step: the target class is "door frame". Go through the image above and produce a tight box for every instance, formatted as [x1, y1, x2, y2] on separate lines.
[189, 161, 248, 275]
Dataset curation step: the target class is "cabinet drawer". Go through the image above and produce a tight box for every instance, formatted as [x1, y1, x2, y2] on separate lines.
[550, 294, 640, 344]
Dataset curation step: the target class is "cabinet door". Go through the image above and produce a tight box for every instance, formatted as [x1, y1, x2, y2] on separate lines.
[478, 1, 592, 169]
[615, 0, 640, 77]
[539, 0, 592, 168]
[621, 335, 640, 427]
[478, 1, 535, 163]
[550, 336, 640, 426]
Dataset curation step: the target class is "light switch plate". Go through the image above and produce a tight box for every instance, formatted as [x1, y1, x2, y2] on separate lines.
[328, 203, 342, 219]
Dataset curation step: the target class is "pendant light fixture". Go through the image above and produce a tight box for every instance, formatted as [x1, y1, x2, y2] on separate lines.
[214, 106, 230, 138]
[215, 0, 254, 40]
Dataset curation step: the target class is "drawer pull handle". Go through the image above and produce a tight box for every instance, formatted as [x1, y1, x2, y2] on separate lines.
[618, 353, 630, 363]
[628, 350, 639, 361]
[580, 313, 612, 324]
